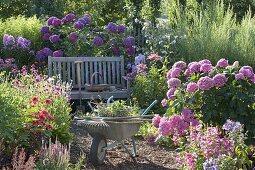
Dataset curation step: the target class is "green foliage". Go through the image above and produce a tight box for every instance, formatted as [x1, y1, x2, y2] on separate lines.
[0, 16, 43, 52]
[131, 60, 168, 114]
[95, 100, 140, 117]
[161, 0, 255, 67]
[0, 70, 72, 155]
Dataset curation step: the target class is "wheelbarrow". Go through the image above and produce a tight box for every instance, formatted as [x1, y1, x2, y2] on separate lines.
[75, 100, 157, 165]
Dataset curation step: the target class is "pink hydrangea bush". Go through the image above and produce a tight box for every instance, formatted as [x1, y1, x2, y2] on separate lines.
[163, 58, 255, 141]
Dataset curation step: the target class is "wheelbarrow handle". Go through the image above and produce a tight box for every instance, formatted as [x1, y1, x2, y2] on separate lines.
[141, 100, 158, 115]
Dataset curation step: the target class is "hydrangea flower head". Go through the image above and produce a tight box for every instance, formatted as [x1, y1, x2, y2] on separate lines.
[126, 46, 135, 56]
[16, 36, 31, 49]
[188, 62, 201, 73]
[47, 16, 57, 26]
[152, 114, 161, 128]
[199, 59, 211, 65]
[69, 32, 78, 43]
[181, 108, 194, 122]
[93, 36, 104, 47]
[107, 22, 118, 33]
[135, 54, 146, 65]
[200, 63, 212, 73]
[124, 36, 135, 48]
[42, 47, 53, 56]
[83, 14, 91, 25]
[167, 78, 181, 88]
[197, 76, 214, 90]
[52, 18, 62, 27]
[3, 34, 15, 47]
[167, 88, 176, 100]
[184, 69, 191, 77]
[65, 13, 76, 22]
[117, 24, 126, 33]
[161, 98, 168, 107]
[213, 74, 227, 87]
[53, 50, 63, 57]
[239, 66, 254, 78]
[173, 61, 187, 69]
[42, 33, 51, 41]
[158, 117, 170, 136]
[49, 35, 60, 43]
[170, 68, 182, 78]
[73, 21, 84, 30]
[216, 58, 228, 68]
[186, 82, 198, 93]
[40, 26, 49, 34]
[112, 47, 120, 56]
[235, 73, 244, 80]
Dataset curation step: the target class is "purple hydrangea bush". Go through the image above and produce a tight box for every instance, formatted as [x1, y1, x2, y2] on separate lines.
[2, 34, 34, 67]
[37, 12, 135, 64]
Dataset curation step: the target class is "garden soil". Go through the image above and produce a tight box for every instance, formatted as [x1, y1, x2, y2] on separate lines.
[70, 123, 180, 170]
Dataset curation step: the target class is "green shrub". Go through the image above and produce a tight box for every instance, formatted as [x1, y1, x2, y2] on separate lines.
[0, 67, 72, 155]
[161, 0, 255, 67]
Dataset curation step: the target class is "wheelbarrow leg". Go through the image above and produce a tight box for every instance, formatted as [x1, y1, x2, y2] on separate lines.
[131, 136, 137, 157]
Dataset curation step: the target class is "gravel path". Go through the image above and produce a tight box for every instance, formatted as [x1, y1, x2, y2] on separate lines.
[70, 123, 180, 170]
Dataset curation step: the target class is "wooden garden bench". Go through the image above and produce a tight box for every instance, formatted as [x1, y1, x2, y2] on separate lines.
[48, 56, 130, 100]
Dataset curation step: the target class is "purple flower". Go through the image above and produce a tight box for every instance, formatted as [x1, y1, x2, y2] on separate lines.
[42, 47, 53, 56]
[47, 16, 57, 26]
[73, 21, 84, 30]
[239, 66, 254, 78]
[216, 58, 228, 68]
[167, 88, 176, 100]
[173, 61, 187, 69]
[52, 18, 62, 27]
[199, 59, 211, 65]
[112, 47, 121, 56]
[69, 32, 78, 43]
[126, 46, 135, 56]
[186, 82, 198, 93]
[167, 78, 181, 88]
[83, 14, 91, 25]
[107, 22, 118, 33]
[170, 68, 182, 78]
[152, 114, 161, 128]
[222, 119, 242, 134]
[200, 64, 212, 73]
[3, 34, 15, 47]
[53, 50, 63, 57]
[42, 33, 51, 41]
[124, 36, 135, 48]
[167, 70, 172, 79]
[16, 36, 31, 49]
[65, 13, 76, 22]
[93, 36, 104, 47]
[182, 108, 194, 122]
[36, 50, 46, 60]
[235, 73, 244, 80]
[213, 74, 228, 87]
[117, 24, 126, 33]
[135, 54, 146, 65]
[40, 26, 49, 34]
[197, 76, 214, 90]
[49, 35, 60, 43]
[188, 62, 201, 73]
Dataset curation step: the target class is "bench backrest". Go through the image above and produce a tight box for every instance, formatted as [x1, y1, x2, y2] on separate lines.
[48, 56, 125, 89]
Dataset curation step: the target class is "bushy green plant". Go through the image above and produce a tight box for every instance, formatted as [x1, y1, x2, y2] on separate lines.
[161, 0, 255, 67]
[131, 54, 168, 114]
[0, 66, 72, 155]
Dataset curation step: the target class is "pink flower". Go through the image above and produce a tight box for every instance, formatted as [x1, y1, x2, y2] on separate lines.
[171, 68, 182, 78]
[184, 69, 190, 77]
[167, 78, 181, 88]
[166, 70, 172, 79]
[161, 98, 168, 107]
[185, 153, 197, 170]
[188, 62, 201, 73]
[200, 63, 212, 73]
[137, 63, 147, 74]
[31, 97, 39, 104]
[147, 53, 161, 61]
[216, 58, 228, 67]
[199, 59, 211, 65]
[235, 73, 244, 80]
[152, 114, 161, 128]
[158, 117, 170, 136]
[190, 119, 200, 127]
[239, 66, 254, 78]
[197, 76, 214, 90]
[213, 74, 228, 87]
[173, 61, 187, 69]
[186, 82, 198, 93]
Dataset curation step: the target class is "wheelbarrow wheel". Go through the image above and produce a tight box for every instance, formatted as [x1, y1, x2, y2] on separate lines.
[90, 134, 107, 165]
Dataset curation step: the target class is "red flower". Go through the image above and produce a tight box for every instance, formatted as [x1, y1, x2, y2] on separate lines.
[38, 112, 46, 120]
[40, 110, 49, 115]
[45, 124, 53, 130]
[31, 97, 39, 104]
[45, 99, 52, 104]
